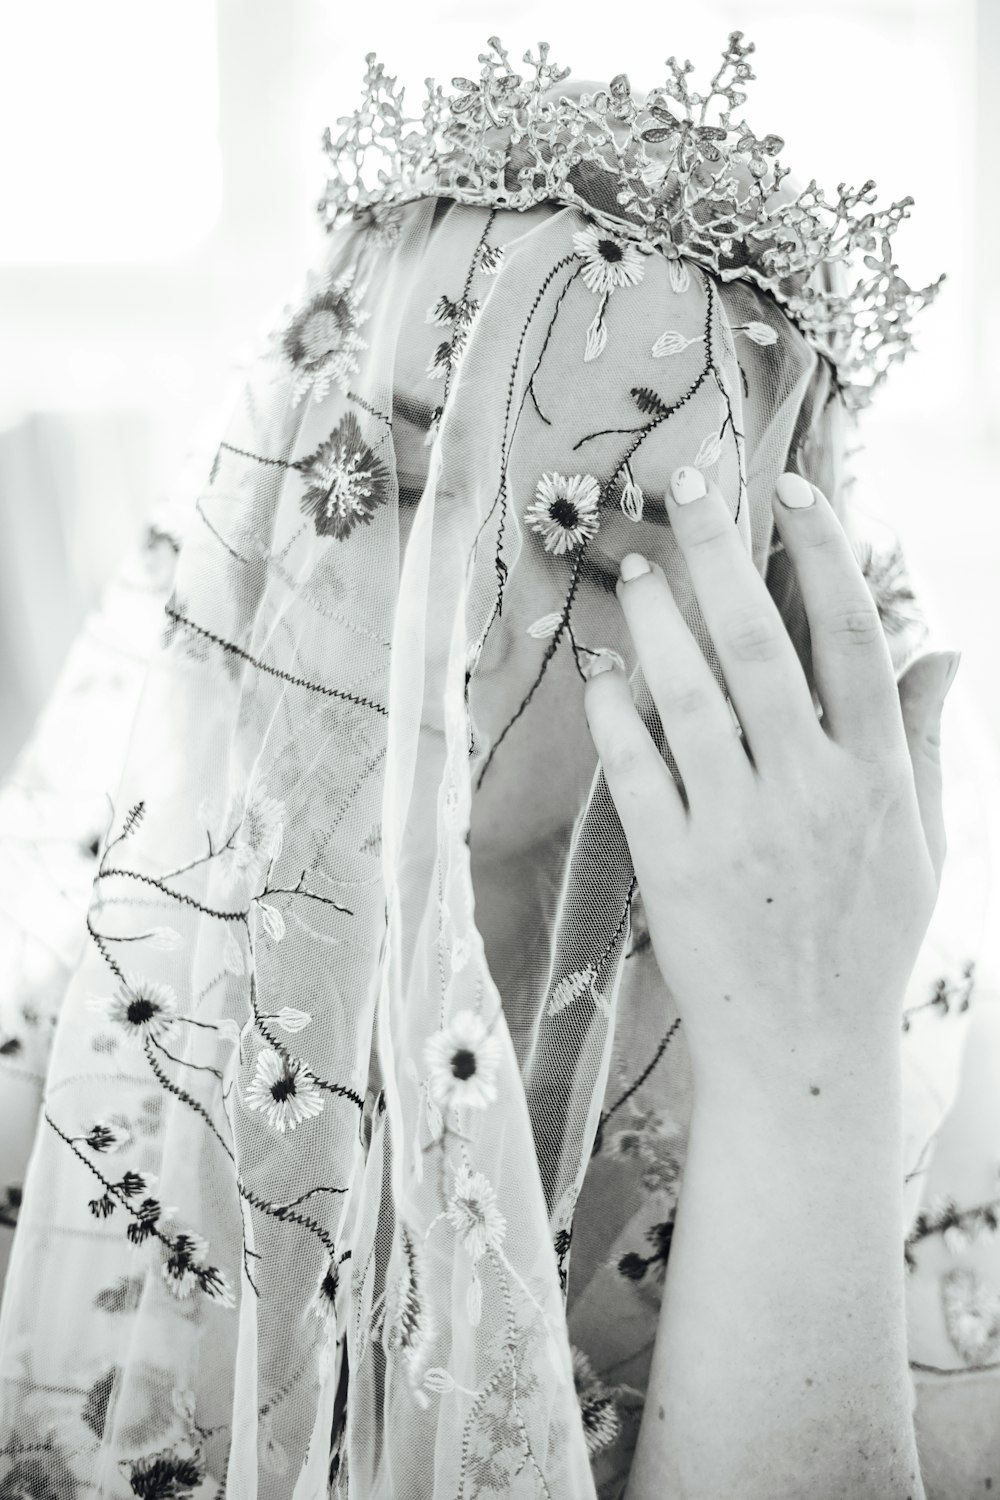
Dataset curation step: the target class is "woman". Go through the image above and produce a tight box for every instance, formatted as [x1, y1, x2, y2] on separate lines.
[1, 32, 998, 1499]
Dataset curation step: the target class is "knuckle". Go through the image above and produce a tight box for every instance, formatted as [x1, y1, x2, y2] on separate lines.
[825, 599, 883, 648]
[659, 676, 713, 719]
[602, 738, 646, 780]
[722, 607, 783, 663]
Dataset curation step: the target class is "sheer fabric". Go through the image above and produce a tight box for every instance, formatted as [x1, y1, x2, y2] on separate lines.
[0, 192, 995, 1500]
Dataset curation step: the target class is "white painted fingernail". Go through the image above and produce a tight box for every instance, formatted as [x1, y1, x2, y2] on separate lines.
[584, 653, 619, 680]
[775, 473, 815, 509]
[670, 467, 707, 505]
[619, 552, 651, 583]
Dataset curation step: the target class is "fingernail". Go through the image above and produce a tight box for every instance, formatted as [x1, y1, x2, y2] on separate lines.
[584, 652, 619, 680]
[670, 467, 707, 505]
[776, 473, 816, 508]
[619, 552, 651, 583]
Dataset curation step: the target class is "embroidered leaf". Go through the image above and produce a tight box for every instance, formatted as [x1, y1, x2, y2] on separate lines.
[467, 1272, 483, 1326]
[620, 476, 644, 522]
[275, 1006, 312, 1033]
[424, 1367, 456, 1394]
[631, 386, 669, 419]
[693, 430, 723, 467]
[526, 612, 562, 640]
[667, 258, 690, 294]
[584, 310, 608, 362]
[258, 903, 285, 943]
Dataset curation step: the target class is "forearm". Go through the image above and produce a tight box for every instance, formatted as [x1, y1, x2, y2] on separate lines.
[624, 1028, 923, 1500]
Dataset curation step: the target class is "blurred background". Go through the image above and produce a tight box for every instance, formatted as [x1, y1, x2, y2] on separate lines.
[0, 0, 997, 774]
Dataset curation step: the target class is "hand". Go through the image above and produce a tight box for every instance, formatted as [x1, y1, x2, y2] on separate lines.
[583, 467, 960, 1096]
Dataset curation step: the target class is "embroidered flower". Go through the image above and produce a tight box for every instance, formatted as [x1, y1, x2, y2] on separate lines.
[160, 1230, 234, 1306]
[161, 1231, 210, 1299]
[572, 225, 646, 296]
[83, 1120, 129, 1155]
[298, 412, 392, 541]
[245, 1048, 325, 1133]
[280, 265, 370, 406]
[571, 1345, 621, 1456]
[95, 977, 179, 1046]
[619, 469, 644, 521]
[310, 1262, 340, 1323]
[525, 472, 601, 556]
[127, 1445, 206, 1500]
[217, 777, 285, 893]
[423, 1010, 502, 1111]
[446, 1163, 506, 1261]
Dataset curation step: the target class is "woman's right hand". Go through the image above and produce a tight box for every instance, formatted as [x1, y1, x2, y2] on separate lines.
[582, 465, 959, 1097]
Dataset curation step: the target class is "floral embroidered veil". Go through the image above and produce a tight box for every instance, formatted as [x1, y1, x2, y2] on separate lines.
[0, 33, 997, 1500]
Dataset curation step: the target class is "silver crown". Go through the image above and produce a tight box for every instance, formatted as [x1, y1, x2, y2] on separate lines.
[318, 32, 942, 411]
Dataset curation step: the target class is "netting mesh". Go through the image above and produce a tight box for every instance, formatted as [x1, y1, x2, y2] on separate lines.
[0, 194, 991, 1499]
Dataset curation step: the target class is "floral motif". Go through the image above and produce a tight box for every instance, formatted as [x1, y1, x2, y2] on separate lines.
[279, 265, 371, 405]
[572, 225, 645, 297]
[82, 1121, 129, 1155]
[571, 1345, 621, 1456]
[127, 1444, 206, 1499]
[161, 1230, 235, 1306]
[298, 412, 392, 541]
[93, 977, 179, 1047]
[446, 1163, 506, 1261]
[616, 1217, 675, 1283]
[424, 1010, 502, 1111]
[216, 777, 285, 893]
[245, 1049, 325, 1133]
[525, 473, 601, 556]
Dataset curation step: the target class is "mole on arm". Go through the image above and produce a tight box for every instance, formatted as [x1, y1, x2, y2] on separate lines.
[809, 1085, 821, 1096]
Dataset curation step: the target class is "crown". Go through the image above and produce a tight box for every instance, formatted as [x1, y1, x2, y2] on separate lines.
[318, 32, 942, 412]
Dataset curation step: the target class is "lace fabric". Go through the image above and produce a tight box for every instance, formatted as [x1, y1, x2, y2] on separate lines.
[0, 191, 994, 1500]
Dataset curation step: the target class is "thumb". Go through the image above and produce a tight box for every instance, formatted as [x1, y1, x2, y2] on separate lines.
[897, 649, 961, 885]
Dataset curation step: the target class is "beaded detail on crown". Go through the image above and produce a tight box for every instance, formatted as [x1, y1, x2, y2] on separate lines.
[318, 31, 942, 412]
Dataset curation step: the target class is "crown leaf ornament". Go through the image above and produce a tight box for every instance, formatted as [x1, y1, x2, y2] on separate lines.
[318, 32, 943, 411]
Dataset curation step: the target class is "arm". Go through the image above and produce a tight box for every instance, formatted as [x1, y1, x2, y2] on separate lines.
[583, 466, 958, 1497]
[625, 1037, 918, 1499]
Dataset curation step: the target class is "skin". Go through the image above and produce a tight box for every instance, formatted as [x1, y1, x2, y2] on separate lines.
[583, 468, 955, 1500]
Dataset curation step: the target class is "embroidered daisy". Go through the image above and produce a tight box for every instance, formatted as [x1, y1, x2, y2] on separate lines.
[423, 1010, 502, 1111]
[279, 265, 371, 406]
[525, 472, 601, 556]
[571, 1345, 621, 1456]
[446, 1163, 506, 1261]
[572, 225, 646, 296]
[245, 1048, 325, 1133]
[298, 412, 392, 542]
[96, 977, 178, 1046]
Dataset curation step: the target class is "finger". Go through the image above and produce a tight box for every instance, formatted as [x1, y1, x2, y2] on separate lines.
[582, 661, 686, 853]
[614, 554, 754, 807]
[769, 474, 903, 758]
[897, 651, 960, 885]
[664, 467, 820, 771]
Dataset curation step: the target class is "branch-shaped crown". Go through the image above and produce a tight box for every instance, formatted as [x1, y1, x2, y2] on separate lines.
[318, 32, 942, 411]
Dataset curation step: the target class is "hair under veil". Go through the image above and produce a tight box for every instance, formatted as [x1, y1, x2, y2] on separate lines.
[0, 38, 994, 1500]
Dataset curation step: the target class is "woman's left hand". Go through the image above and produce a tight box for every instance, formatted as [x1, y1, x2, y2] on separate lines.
[583, 466, 959, 1097]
